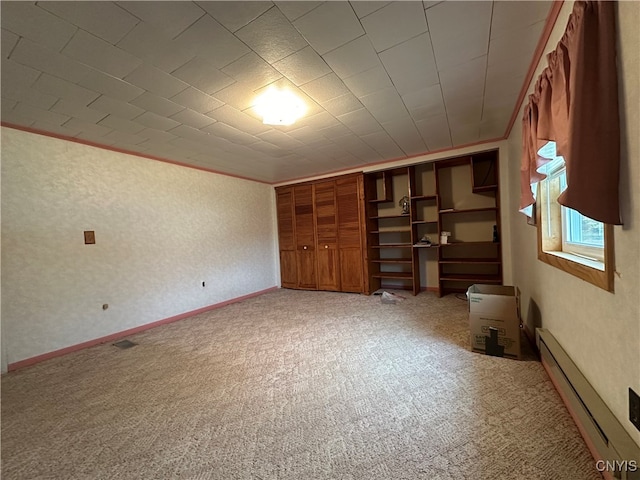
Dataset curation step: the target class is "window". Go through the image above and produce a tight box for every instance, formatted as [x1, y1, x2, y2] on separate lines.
[535, 142, 613, 291]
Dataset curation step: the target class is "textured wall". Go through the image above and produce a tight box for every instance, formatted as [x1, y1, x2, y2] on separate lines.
[507, 1, 640, 444]
[1, 127, 278, 367]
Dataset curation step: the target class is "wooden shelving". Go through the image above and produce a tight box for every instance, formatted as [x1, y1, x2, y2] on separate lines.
[364, 149, 502, 297]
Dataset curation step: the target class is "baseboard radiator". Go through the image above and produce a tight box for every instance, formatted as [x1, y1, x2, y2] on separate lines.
[536, 329, 640, 480]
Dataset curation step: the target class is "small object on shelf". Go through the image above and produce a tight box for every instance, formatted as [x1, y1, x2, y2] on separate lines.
[440, 231, 451, 244]
[493, 225, 499, 243]
[419, 234, 432, 245]
[399, 195, 410, 215]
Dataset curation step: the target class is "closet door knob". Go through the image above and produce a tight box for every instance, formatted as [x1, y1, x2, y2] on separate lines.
[324, 245, 329, 249]
[303, 245, 308, 250]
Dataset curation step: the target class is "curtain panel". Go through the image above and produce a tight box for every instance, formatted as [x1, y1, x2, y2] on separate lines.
[520, 1, 621, 225]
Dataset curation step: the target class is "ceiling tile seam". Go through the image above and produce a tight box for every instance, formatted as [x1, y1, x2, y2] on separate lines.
[422, 5, 452, 150]
[479, 2, 496, 127]
[29, 3, 80, 53]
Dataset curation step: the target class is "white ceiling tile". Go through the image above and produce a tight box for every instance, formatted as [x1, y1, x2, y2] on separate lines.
[296, 110, 340, 130]
[116, 22, 195, 74]
[235, 7, 308, 63]
[379, 33, 438, 95]
[63, 30, 142, 79]
[2, 28, 19, 59]
[360, 130, 404, 159]
[170, 88, 224, 114]
[359, 87, 409, 124]
[124, 64, 190, 98]
[258, 129, 305, 149]
[350, 1, 390, 19]
[322, 35, 380, 79]
[0, 2, 77, 52]
[491, 1, 552, 40]
[1, 59, 39, 88]
[134, 111, 181, 131]
[293, 2, 364, 55]
[479, 118, 507, 139]
[1, 107, 35, 127]
[337, 108, 383, 136]
[322, 93, 364, 117]
[10, 37, 91, 83]
[173, 15, 250, 69]
[170, 109, 216, 129]
[401, 84, 446, 120]
[381, 117, 427, 156]
[1, 83, 58, 110]
[50, 99, 107, 123]
[301, 73, 350, 103]
[1, 98, 18, 115]
[446, 98, 483, 123]
[14, 102, 70, 125]
[137, 128, 178, 143]
[203, 122, 259, 145]
[207, 105, 271, 135]
[102, 129, 146, 146]
[64, 118, 112, 137]
[32, 120, 82, 138]
[116, 1, 205, 39]
[274, 2, 323, 22]
[211, 82, 257, 111]
[169, 125, 211, 142]
[414, 114, 451, 150]
[98, 114, 146, 135]
[423, 1, 444, 9]
[488, 21, 546, 66]
[333, 133, 382, 160]
[286, 126, 330, 146]
[130, 92, 185, 117]
[78, 69, 145, 102]
[319, 123, 353, 139]
[342, 65, 394, 98]
[427, 1, 492, 71]
[450, 122, 480, 146]
[222, 52, 283, 90]
[33, 73, 100, 105]
[439, 55, 487, 102]
[273, 46, 331, 86]
[171, 57, 235, 95]
[361, 2, 428, 52]
[38, 1, 138, 44]
[197, 1, 274, 32]
[88, 95, 145, 120]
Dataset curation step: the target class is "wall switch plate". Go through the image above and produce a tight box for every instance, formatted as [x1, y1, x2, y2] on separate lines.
[84, 231, 95, 244]
[630, 388, 640, 431]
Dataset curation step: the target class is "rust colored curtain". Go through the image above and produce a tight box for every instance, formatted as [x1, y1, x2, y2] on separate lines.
[520, 1, 621, 225]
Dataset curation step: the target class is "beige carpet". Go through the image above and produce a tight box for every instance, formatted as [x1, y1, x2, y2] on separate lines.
[1, 289, 601, 479]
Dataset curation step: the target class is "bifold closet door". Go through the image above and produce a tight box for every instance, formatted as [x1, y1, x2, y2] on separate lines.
[276, 187, 297, 288]
[314, 180, 340, 291]
[294, 184, 318, 290]
[336, 176, 365, 293]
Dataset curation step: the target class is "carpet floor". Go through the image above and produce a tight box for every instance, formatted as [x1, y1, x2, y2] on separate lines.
[1, 289, 601, 479]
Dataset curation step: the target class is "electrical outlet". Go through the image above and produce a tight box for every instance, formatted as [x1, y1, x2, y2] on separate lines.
[630, 388, 640, 431]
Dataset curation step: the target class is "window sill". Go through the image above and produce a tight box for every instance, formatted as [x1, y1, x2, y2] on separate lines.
[544, 250, 604, 271]
[538, 237, 613, 292]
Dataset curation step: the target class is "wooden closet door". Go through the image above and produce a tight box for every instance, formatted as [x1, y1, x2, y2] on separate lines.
[336, 176, 365, 293]
[276, 187, 297, 288]
[294, 184, 318, 289]
[314, 181, 339, 291]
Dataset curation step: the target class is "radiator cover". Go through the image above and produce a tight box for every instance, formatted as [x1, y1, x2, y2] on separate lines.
[537, 328, 640, 480]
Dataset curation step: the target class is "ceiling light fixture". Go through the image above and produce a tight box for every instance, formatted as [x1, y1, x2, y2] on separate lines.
[254, 88, 306, 126]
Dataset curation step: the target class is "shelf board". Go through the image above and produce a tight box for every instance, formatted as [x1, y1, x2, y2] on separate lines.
[369, 214, 411, 220]
[440, 241, 500, 247]
[373, 272, 413, 279]
[413, 243, 439, 248]
[411, 195, 437, 201]
[373, 243, 413, 248]
[372, 258, 413, 263]
[371, 229, 411, 234]
[439, 258, 501, 264]
[439, 207, 498, 214]
[369, 198, 394, 204]
[439, 274, 502, 283]
[411, 220, 437, 225]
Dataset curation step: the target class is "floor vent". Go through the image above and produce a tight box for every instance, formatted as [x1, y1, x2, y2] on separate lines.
[537, 328, 640, 480]
[113, 340, 137, 349]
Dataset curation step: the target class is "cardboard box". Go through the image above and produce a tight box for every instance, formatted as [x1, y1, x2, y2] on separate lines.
[467, 284, 521, 359]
